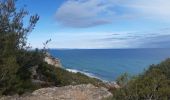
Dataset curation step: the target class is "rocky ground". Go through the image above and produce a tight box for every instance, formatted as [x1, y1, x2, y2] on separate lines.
[0, 84, 113, 100]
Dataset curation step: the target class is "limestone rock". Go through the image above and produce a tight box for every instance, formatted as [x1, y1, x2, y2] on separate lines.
[105, 81, 120, 89]
[0, 84, 113, 100]
[44, 53, 62, 68]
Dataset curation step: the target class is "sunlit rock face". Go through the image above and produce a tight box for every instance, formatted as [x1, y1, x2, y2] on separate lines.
[44, 53, 62, 68]
[0, 84, 113, 100]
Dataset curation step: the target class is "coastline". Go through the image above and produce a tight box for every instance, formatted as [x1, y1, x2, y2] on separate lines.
[65, 68, 120, 89]
[45, 52, 108, 82]
[45, 52, 120, 89]
[65, 68, 105, 81]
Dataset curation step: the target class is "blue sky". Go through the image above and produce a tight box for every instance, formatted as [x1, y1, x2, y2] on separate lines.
[18, 0, 170, 49]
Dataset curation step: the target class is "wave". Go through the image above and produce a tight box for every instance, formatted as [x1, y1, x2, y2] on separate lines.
[66, 68, 102, 80]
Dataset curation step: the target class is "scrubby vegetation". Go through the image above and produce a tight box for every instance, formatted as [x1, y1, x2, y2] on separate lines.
[112, 58, 170, 100]
[0, 0, 40, 95]
[37, 62, 103, 87]
[0, 0, 103, 95]
[1, 1, 170, 99]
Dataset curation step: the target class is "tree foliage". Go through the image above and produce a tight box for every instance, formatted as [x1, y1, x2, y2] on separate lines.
[0, 0, 40, 95]
[112, 59, 170, 100]
[0, 0, 104, 95]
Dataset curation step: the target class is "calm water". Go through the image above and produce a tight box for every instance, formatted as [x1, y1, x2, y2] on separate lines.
[49, 49, 170, 81]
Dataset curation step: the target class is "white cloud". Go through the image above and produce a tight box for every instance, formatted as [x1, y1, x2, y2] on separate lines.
[125, 0, 170, 20]
[48, 32, 133, 49]
[56, 0, 170, 28]
[107, 28, 170, 48]
[56, 0, 121, 28]
[29, 28, 170, 49]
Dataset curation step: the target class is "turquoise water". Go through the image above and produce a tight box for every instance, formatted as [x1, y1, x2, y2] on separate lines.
[49, 49, 170, 81]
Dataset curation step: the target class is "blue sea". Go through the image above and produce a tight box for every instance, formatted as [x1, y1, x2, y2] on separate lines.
[49, 48, 170, 81]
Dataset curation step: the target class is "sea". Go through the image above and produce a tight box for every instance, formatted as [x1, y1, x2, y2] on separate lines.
[49, 48, 170, 81]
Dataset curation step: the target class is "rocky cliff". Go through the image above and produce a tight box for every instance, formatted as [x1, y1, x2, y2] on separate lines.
[44, 53, 62, 68]
[0, 84, 113, 100]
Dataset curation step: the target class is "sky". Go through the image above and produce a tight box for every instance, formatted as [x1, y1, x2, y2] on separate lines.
[17, 0, 170, 49]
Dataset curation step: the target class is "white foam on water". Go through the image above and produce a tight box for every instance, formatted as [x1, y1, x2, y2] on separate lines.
[66, 68, 102, 80]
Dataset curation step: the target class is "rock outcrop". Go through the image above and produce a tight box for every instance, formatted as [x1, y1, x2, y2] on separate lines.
[105, 81, 120, 89]
[44, 53, 62, 68]
[0, 84, 113, 100]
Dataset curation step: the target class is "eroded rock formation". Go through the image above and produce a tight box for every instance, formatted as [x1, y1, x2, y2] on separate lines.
[44, 53, 62, 68]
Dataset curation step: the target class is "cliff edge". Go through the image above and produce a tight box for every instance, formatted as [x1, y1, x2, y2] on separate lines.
[44, 53, 62, 68]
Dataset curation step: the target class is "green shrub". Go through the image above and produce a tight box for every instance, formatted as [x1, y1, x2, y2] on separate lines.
[112, 59, 170, 100]
[0, 0, 104, 96]
[36, 62, 104, 87]
[0, 0, 40, 95]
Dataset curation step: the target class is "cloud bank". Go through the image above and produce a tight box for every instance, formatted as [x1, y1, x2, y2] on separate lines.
[48, 27, 170, 49]
[100, 28, 170, 48]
